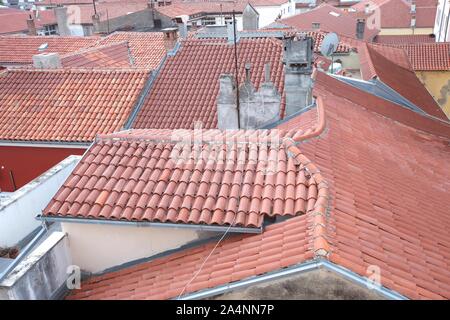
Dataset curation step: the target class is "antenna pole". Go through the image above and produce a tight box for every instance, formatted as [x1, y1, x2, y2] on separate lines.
[232, 10, 241, 129]
[92, 0, 97, 15]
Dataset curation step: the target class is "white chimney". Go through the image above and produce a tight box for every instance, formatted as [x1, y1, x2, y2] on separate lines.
[32, 53, 62, 69]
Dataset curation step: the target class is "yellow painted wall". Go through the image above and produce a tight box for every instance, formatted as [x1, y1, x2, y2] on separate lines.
[416, 71, 450, 118]
[379, 27, 434, 35]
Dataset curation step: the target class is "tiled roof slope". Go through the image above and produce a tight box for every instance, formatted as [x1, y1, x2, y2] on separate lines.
[95, 32, 167, 69]
[276, 4, 379, 41]
[61, 42, 132, 68]
[351, 0, 438, 29]
[359, 43, 448, 120]
[0, 8, 56, 35]
[43, 128, 320, 229]
[398, 43, 450, 71]
[0, 35, 99, 64]
[0, 69, 149, 142]
[132, 38, 285, 129]
[374, 35, 437, 45]
[67, 74, 450, 300]
[155, 2, 247, 19]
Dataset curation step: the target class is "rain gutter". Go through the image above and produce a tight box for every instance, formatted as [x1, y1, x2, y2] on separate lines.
[178, 259, 407, 300]
[37, 215, 262, 234]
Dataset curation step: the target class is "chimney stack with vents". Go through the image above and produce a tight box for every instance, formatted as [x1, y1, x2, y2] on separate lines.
[283, 35, 314, 116]
[356, 19, 366, 40]
[239, 63, 281, 129]
[55, 6, 71, 36]
[217, 74, 239, 129]
[161, 27, 179, 52]
[32, 53, 62, 69]
[174, 16, 188, 39]
[27, 15, 37, 36]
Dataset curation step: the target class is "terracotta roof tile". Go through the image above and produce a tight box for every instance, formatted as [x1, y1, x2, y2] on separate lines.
[66, 71, 450, 300]
[398, 43, 450, 71]
[95, 32, 167, 69]
[0, 68, 149, 142]
[276, 3, 379, 41]
[358, 43, 448, 120]
[43, 128, 320, 229]
[132, 38, 285, 129]
[0, 35, 99, 65]
[374, 34, 437, 45]
[0, 8, 56, 35]
[351, 0, 438, 29]
[61, 41, 132, 68]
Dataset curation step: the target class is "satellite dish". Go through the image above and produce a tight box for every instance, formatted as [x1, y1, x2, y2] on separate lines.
[38, 43, 48, 52]
[320, 32, 339, 57]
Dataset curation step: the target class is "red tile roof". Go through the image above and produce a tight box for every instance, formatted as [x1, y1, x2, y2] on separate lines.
[43, 128, 321, 229]
[61, 42, 132, 68]
[0, 35, 99, 65]
[155, 2, 247, 19]
[351, 0, 438, 29]
[95, 32, 167, 69]
[66, 73, 450, 300]
[132, 38, 285, 129]
[374, 34, 437, 45]
[65, 1, 149, 24]
[0, 8, 57, 35]
[358, 43, 448, 120]
[276, 3, 379, 41]
[0, 69, 149, 142]
[397, 43, 450, 71]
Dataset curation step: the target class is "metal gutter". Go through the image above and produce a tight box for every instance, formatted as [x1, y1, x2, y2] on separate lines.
[0, 140, 90, 148]
[178, 260, 407, 300]
[0, 227, 47, 283]
[37, 216, 263, 234]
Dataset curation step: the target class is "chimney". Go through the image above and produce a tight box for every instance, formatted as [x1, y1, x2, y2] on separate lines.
[217, 74, 239, 130]
[55, 6, 71, 36]
[356, 19, 365, 40]
[239, 62, 281, 129]
[161, 27, 179, 52]
[227, 20, 238, 44]
[364, 3, 371, 14]
[283, 36, 314, 116]
[32, 53, 62, 69]
[27, 15, 37, 36]
[174, 16, 188, 39]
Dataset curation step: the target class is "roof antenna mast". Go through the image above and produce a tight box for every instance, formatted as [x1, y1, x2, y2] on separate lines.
[232, 10, 241, 129]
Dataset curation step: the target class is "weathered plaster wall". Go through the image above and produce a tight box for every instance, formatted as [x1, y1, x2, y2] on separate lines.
[0, 232, 71, 300]
[0, 156, 80, 248]
[210, 268, 386, 300]
[416, 70, 450, 118]
[94, 9, 154, 34]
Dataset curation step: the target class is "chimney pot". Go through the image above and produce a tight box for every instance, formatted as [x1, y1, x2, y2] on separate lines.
[356, 19, 365, 40]
[245, 62, 251, 82]
[264, 63, 271, 82]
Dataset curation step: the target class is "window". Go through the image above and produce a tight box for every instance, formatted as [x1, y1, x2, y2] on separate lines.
[44, 24, 57, 36]
[312, 22, 320, 29]
[202, 17, 216, 26]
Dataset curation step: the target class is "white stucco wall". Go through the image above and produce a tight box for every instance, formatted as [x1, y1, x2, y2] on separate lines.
[0, 156, 80, 248]
[255, 2, 296, 28]
[61, 222, 214, 273]
[0, 232, 71, 300]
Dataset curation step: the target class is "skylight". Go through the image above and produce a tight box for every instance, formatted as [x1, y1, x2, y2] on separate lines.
[329, 11, 341, 17]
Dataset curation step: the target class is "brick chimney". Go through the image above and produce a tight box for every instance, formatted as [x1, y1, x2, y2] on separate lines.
[217, 74, 239, 129]
[27, 15, 37, 36]
[161, 27, 179, 52]
[32, 53, 62, 69]
[283, 35, 314, 116]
